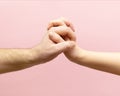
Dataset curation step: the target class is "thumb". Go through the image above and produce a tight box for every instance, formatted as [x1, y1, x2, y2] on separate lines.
[54, 41, 75, 54]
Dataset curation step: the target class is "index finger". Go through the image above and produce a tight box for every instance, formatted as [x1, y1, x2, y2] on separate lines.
[49, 26, 76, 41]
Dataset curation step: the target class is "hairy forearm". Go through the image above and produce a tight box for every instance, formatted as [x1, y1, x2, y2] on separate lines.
[75, 49, 120, 75]
[0, 48, 35, 73]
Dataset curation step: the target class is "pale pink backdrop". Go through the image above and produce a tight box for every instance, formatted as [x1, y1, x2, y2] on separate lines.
[0, 1, 120, 96]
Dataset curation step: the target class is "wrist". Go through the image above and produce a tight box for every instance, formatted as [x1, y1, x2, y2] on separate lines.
[75, 48, 88, 63]
[65, 45, 87, 64]
[28, 46, 43, 65]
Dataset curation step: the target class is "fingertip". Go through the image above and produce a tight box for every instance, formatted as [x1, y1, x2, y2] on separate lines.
[62, 19, 75, 32]
[49, 31, 53, 37]
[49, 32, 54, 40]
[69, 24, 75, 32]
[67, 41, 76, 48]
[72, 34, 77, 41]
[47, 23, 52, 30]
[47, 26, 50, 30]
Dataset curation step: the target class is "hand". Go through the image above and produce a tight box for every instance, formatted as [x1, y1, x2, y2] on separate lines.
[48, 18, 120, 75]
[30, 27, 75, 64]
[0, 19, 76, 74]
[47, 18, 85, 63]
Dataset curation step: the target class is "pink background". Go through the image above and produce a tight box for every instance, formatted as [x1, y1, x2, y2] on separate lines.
[0, 1, 120, 96]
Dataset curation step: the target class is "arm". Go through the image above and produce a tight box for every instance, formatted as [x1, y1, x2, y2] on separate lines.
[48, 18, 120, 75]
[65, 46, 120, 75]
[0, 27, 75, 74]
[0, 48, 34, 73]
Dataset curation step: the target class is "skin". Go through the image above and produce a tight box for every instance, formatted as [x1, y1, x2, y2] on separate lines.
[48, 17, 120, 75]
[0, 25, 75, 74]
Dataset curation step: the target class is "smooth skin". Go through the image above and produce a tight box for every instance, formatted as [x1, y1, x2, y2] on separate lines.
[48, 17, 120, 75]
[0, 24, 75, 74]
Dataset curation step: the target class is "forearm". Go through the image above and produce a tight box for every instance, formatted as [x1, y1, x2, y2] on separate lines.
[74, 48, 120, 75]
[0, 48, 35, 73]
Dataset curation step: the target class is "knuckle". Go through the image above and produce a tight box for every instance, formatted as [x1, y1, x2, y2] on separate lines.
[52, 45, 59, 52]
[65, 27, 72, 32]
[49, 27, 57, 32]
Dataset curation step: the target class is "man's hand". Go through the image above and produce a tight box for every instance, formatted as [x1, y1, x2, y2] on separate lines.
[31, 27, 75, 64]
[0, 19, 75, 73]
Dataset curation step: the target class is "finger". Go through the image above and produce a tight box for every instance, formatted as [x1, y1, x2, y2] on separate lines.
[47, 17, 75, 32]
[49, 32, 64, 43]
[60, 17, 75, 32]
[47, 19, 66, 30]
[64, 36, 70, 41]
[50, 26, 76, 41]
[54, 41, 75, 54]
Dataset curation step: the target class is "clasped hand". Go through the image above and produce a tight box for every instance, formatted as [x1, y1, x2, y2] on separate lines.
[31, 17, 82, 64]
